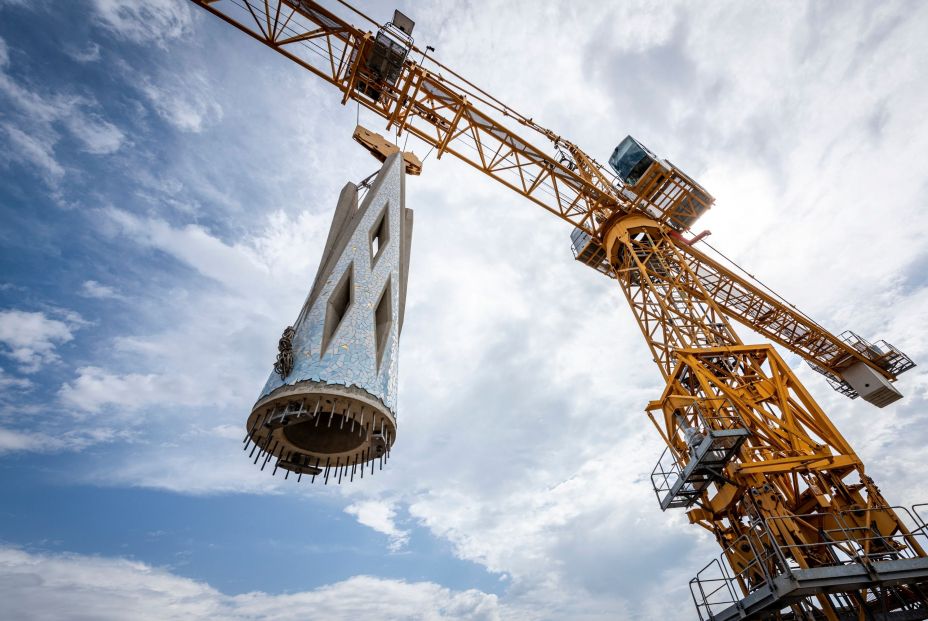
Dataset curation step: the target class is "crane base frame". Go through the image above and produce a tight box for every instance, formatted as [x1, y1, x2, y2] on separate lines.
[700, 558, 928, 621]
[690, 503, 928, 621]
[696, 558, 928, 621]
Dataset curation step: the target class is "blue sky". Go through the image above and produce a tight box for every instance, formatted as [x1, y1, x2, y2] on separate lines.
[0, 0, 499, 601]
[1, 1, 927, 619]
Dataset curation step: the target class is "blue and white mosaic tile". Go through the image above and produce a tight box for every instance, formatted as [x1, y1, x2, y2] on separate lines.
[258, 156, 406, 416]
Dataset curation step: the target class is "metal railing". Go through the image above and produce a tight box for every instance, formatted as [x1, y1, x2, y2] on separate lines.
[839, 331, 916, 376]
[570, 227, 592, 257]
[690, 559, 739, 621]
[689, 503, 928, 620]
[914, 504, 928, 535]
[650, 445, 693, 506]
[834, 506, 927, 562]
[651, 405, 749, 511]
[766, 512, 865, 569]
[690, 523, 784, 620]
[569, 227, 612, 275]
[808, 330, 916, 398]
[807, 360, 858, 399]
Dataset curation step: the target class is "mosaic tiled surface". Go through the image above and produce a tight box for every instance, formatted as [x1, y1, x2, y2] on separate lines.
[258, 156, 405, 416]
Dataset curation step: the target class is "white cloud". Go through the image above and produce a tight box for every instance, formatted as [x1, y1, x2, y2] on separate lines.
[0, 123, 63, 180]
[0, 36, 125, 180]
[0, 427, 41, 452]
[0, 546, 502, 621]
[0, 427, 120, 455]
[344, 500, 409, 551]
[0, 309, 79, 373]
[79, 280, 120, 299]
[0, 367, 32, 391]
[209, 424, 243, 440]
[99, 206, 268, 289]
[137, 71, 222, 133]
[66, 41, 101, 63]
[64, 112, 125, 154]
[91, 0, 192, 46]
[57, 364, 230, 418]
[88, 443, 288, 496]
[63, 208, 340, 493]
[58, 366, 168, 413]
[0, 64, 74, 124]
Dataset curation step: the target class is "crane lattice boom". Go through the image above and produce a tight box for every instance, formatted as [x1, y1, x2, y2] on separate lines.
[191, 0, 912, 395]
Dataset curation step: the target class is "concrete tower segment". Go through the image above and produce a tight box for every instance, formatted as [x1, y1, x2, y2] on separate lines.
[244, 153, 412, 483]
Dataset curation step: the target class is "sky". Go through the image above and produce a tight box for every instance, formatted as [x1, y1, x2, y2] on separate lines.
[0, 0, 927, 619]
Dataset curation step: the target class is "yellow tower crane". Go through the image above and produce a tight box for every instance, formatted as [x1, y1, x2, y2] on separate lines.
[188, 1, 928, 618]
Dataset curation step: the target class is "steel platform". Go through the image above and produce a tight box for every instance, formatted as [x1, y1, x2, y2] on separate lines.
[701, 558, 928, 621]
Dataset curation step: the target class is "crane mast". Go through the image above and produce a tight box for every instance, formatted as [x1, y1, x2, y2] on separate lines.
[189, 1, 928, 619]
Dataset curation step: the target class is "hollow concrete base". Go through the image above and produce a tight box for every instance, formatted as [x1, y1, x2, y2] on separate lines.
[245, 380, 397, 484]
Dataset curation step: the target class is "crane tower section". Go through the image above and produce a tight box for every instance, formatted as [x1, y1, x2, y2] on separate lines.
[586, 142, 927, 620]
[188, 1, 927, 618]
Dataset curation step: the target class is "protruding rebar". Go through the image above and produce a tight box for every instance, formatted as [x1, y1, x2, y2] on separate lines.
[261, 440, 278, 471]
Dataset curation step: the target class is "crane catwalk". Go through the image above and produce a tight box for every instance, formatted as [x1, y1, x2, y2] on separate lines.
[189, 1, 928, 619]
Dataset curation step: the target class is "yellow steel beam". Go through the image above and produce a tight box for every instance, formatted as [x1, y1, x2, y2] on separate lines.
[729, 453, 858, 476]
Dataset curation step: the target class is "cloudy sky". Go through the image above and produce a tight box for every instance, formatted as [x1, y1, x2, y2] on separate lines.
[1, 1, 927, 619]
